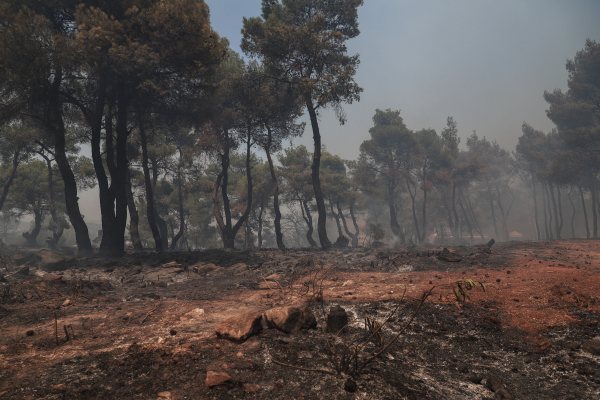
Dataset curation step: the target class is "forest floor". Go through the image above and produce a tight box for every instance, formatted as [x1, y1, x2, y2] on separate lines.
[0, 239, 599, 400]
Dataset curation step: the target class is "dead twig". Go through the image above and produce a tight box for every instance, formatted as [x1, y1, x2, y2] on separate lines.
[140, 302, 160, 324]
[271, 358, 335, 375]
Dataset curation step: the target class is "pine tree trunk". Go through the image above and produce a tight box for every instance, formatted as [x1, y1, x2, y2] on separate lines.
[300, 200, 318, 247]
[264, 129, 285, 250]
[170, 148, 186, 250]
[125, 167, 143, 250]
[139, 121, 163, 252]
[0, 148, 21, 213]
[531, 172, 541, 240]
[579, 185, 590, 238]
[306, 100, 331, 249]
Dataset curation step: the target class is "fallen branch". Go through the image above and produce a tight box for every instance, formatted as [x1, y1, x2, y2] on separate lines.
[272, 358, 335, 375]
[140, 302, 160, 324]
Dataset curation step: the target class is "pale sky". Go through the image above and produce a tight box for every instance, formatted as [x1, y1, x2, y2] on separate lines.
[78, 0, 600, 222]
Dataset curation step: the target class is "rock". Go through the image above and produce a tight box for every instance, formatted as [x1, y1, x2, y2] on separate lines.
[582, 340, 600, 355]
[344, 378, 357, 393]
[485, 376, 514, 400]
[192, 263, 221, 276]
[52, 383, 66, 391]
[561, 340, 581, 350]
[26, 330, 34, 337]
[437, 248, 462, 262]
[333, 235, 349, 248]
[36, 249, 67, 272]
[15, 266, 30, 276]
[264, 306, 317, 333]
[157, 391, 171, 398]
[327, 305, 348, 334]
[62, 299, 71, 307]
[215, 311, 263, 343]
[43, 273, 63, 281]
[342, 280, 354, 287]
[206, 371, 231, 387]
[13, 252, 36, 266]
[230, 263, 248, 275]
[160, 261, 181, 269]
[243, 383, 261, 393]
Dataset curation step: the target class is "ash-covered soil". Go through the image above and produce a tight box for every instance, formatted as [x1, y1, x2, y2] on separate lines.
[0, 240, 599, 399]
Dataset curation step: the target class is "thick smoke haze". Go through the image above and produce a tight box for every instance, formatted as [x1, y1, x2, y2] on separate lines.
[74, 0, 600, 222]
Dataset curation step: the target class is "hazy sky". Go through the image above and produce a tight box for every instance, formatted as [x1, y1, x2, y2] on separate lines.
[78, 0, 600, 222]
[206, 0, 600, 154]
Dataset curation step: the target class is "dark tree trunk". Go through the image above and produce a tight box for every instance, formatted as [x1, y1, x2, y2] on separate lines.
[348, 201, 360, 247]
[40, 153, 65, 243]
[458, 191, 473, 243]
[23, 209, 42, 247]
[257, 202, 264, 249]
[419, 186, 428, 244]
[338, 199, 358, 247]
[0, 147, 21, 213]
[531, 172, 541, 240]
[591, 177, 598, 238]
[443, 192, 458, 241]
[451, 184, 460, 239]
[170, 148, 186, 250]
[549, 183, 561, 239]
[264, 127, 284, 249]
[306, 100, 331, 250]
[388, 183, 404, 244]
[462, 189, 484, 241]
[125, 167, 143, 250]
[495, 185, 510, 241]
[329, 197, 343, 238]
[47, 68, 92, 255]
[213, 127, 253, 249]
[579, 185, 590, 239]
[139, 121, 163, 252]
[568, 186, 577, 238]
[300, 199, 318, 247]
[406, 178, 421, 243]
[488, 187, 500, 239]
[542, 184, 552, 239]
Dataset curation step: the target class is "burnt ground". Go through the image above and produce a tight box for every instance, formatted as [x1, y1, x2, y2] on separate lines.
[0, 240, 599, 399]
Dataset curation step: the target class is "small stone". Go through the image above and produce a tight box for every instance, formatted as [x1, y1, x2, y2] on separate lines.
[206, 371, 231, 387]
[582, 340, 600, 355]
[342, 280, 354, 287]
[327, 305, 348, 334]
[344, 378, 357, 393]
[561, 341, 581, 350]
[496, 278, 501, 283]
[243, 383, 261, 393]
[52, 384, 66, 391]
[62, 299, 71, 307]
[157, 391, 171, 398]
[169, 329, 177, 336]
[26, 330, 35, 337]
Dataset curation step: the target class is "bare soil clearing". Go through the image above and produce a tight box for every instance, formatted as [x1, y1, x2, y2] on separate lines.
[1, 240, 599, 399]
